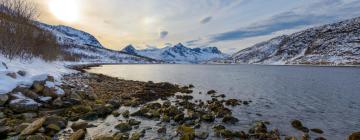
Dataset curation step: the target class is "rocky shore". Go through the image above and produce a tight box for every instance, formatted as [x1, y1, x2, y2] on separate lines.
[0, 67, 359, 140]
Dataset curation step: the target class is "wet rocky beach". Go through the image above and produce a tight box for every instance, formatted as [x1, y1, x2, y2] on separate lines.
[0, 66, 359, 140]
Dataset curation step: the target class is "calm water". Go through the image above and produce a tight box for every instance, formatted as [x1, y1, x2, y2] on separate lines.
[87, 64, 360, 139]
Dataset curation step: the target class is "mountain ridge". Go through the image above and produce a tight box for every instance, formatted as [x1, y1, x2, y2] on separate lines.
[232, 17, 360, 65]
[121, 43, 229, 63]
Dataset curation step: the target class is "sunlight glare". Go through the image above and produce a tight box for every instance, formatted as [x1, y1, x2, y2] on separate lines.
[49, 0, 79, 22]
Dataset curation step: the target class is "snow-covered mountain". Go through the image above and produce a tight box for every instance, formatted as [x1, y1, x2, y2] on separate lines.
[37, 22, 103, 48]
[36, 23, 157, 63]
[232, 17, 360, 65]
[121, 43, 229, 63]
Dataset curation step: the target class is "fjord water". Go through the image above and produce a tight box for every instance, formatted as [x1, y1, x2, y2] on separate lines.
[88, 64, 360, 139]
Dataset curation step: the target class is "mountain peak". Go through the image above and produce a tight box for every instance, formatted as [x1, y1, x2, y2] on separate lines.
[121, 45, 138, 55]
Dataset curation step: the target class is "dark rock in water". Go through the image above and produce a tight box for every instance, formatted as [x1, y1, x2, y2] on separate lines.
[201, 113, 215, 122]
[189, 84, 194, 88]
[315, 137, 327, 140]
[107, 100, 121, 109]
[115, 123, 132, 132]
[311, 128, 324, 134]
[177, 125, 195, 140]
[113, 132, 129, 140]
[291, 120, 304, 129]
[222, 115, 239, 123]
[69, 129, 86, 140]
[17, 70, 26, 77]
[207, 90, 216, 95]
[128, 119, 141, 126]
[243, 101, 250, 105]
[0, 126, 10, 139]
[157, 126, 166, 134]
[348, 132, 360, 140]
[225, 99, 240, 106]
[233, 131, 248, 139]
[72, 105, 92, 114]
[302, 133, 310, 140]
[122, 110, 130, 118]
[6, 72, 17, 79]
[0, 94, 9, 106]
[45, 123, 62, 136]
[71, 122, 88, 131]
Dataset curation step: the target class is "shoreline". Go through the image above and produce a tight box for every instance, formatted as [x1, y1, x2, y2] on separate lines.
[0, 66, 358, 140]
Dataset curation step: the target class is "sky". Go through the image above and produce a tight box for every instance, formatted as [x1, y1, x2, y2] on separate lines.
[31, 0, 360, 54]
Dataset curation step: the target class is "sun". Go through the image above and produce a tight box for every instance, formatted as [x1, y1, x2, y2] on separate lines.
[49, 0, 79, 22]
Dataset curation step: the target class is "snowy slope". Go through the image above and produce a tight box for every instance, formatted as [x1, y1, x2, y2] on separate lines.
[121, 43, 229, 63]
[232, 17, 360, 65]
[36, 23, 157, 64]
[37, 22, 103, 48]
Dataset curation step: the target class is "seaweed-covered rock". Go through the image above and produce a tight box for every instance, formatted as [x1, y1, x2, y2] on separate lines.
[115, 123, 132, 132]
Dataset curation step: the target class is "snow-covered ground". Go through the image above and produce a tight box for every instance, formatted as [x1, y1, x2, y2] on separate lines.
[0, 55, 75, 94]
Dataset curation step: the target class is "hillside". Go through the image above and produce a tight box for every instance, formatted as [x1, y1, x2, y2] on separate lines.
[121, 43, 229, 63]
[232, 17, 360, 65]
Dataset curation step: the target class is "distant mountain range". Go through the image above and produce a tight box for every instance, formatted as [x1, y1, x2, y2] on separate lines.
[121, 43, 229, 63]
[232, 17, 360, 65]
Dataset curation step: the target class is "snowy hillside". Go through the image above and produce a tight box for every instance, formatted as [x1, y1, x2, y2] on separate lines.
[121, 43, 229, 63]
[36, 23, 157, 64]
[232, 17, 360, 65]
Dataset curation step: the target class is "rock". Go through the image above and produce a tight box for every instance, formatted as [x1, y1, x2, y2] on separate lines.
[219, 129, 234, 138]
[233, 131, 248, 139]
[225, 99, 240, 106]
[94, 135, 113, 140]
[72, 105, 92, 114]
[0, 94, 9, 106]
[157, 126, 166, 134]
[129, 132, 141, 140]
[243, 101, 250, 105]
[17, 70, 26, 77]
[32, 81, 45, 93]
[122, 110, 130, 118]
[52, 98, 63, 108]
[174, 113, 185, 122]
[6, 72, 17, 79]
[291, 119, 309, 132]
[207, 90, 216, 95]
[113, 132, 129, 140]
[112, 111, 120, 117]
[69, 129, 86, 140]
[201, 113, 215, 122]
[177, 125, 195, 140]
[348, 132, 360, 140]
[80, 112, 98, 121]
[46, 123, 61, 135]
[47, 76, 55, 82]
[161, 114, 170, 122]
[9, 92, 39, 113]
[20, 117, 46, 135]
[1, 62, 8, 69]
[302, 133, 310, 140]
[71, 122, 88, 131]
[69, 92, 83, 101]
[21, 113, 38, 120]
[21, 90, 39, 100]
[195, 131, 209, 139]
[222, 115, 239, 123]
[115, 123, 132, 132]
[0, 112, 4, 119]
[107, 100, 121, 109]
[128, 119, 141, 126]
[311, 128, 324, 134]
[285, 136, 297, 140]
[315, 137, 327, 140]
[0, 126, 10, 139]
[26, 133, 50, 140]
[44, 115, 67, 129]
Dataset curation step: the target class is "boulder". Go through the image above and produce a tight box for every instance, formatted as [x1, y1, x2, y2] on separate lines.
[311, 128, 324, 134]
[69, 129, 86, 140]
[0, 94, 9, 106]
[17, 70, 26, 77]
[122, 110, 130, 118]
[177, 125, 195, 140]
[157, 126, 166, 134]
[129, 132, 141, 140]
[6, 72, 17, 79]
[9, 92, 39, 113]
[222, 115, 239, 123]
[113, 132, 129, 140]
[26, 133, 50, 140]
[20, 117, 46, 135]
[44, 116, 67, 129]
[32, 81, 45, 93]
[71, 122, 88, 131]
[52, 98, 63, 108]
[115, 123, 132, 132]
[348, 132, 360, 140]
[128, 119, 141, 126]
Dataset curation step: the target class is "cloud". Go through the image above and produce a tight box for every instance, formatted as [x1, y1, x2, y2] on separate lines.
[160, 31, 169, 39]
[189, 0, 360, 45]
[200, 16, 212, 24]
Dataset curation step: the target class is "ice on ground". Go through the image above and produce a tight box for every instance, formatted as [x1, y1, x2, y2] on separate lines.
[0, 55, 75, 94]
